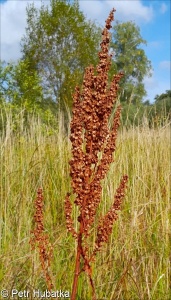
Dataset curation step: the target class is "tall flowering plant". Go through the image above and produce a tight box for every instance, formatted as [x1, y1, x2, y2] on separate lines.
[64, 8, 128, 300]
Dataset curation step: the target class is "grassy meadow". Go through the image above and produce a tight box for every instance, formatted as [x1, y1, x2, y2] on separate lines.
[0, 109, 170, 299]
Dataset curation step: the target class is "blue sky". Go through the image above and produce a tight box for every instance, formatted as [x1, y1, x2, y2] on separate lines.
[0, 0, 170, 102]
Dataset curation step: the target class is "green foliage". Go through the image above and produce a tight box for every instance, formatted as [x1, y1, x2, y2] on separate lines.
[111, 21, 152, 104]
[152, 90, 171, 125]
[0, 102, 58, 135]
[21, 0, 101, 115]
[0, 60, 42, 109]
[119, 88, 171, 127]
[154, 90, 171, 102]
[0, 59, 60, 132]
[0, 62, 16, 104]
[154, 90, 171, 117]
[120, 102, 146, 127]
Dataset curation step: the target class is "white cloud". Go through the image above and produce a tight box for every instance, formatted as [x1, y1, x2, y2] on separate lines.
[147, 41, 162, 49]
[0, 0, 47, 62]
[143, 73, 170, 102]
[79, 0, 154, 25]
[159, 60, 171, 70]
[160, 3, 167, 14]
[1, 1, 26, 61]
[144, 75, 159, 90]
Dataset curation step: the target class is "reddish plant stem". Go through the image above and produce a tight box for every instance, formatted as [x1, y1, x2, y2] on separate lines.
[70, 219, 83, 300]
[88, 275, 97, 300]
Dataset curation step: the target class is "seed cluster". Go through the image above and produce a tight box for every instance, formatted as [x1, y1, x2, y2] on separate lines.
[30, 188, 53, 290]
[64, 9, 128, 294]
[93, 175, 128, 255]
[65, 8, 127, 243]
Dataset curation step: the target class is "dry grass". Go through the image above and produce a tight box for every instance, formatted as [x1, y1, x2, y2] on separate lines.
[0, 108, 170, 299]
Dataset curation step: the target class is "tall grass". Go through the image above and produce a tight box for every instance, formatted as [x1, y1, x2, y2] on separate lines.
[0, 109, 170, 299]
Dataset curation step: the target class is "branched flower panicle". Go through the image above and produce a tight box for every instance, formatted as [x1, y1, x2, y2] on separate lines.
[64, 8, 129, 300]
[93, 175, 128, 255]
[65, 8, 125, 237]
[30, 188, 53, 290]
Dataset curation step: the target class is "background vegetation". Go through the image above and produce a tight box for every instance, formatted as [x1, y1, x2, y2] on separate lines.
[0, 0, 170, 128]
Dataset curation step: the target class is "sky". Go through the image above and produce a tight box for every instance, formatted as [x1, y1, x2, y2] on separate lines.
[0, 0, 170, 102]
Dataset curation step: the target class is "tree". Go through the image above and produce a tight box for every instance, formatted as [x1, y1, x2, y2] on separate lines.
[111, 21, 152, 104]
[21, 0, 101, 114]
[154, 90, 171, 121]
[0, 59, 59, 132]
[0, 60, 43, 110]
[154, 90, 171, 102]
[0, 61, 15, 104]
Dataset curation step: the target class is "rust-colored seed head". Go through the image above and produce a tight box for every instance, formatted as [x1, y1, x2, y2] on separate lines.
[65, 6, 127, 248]
[30, 188, 53, 290]
[65, 8, 128, 300]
